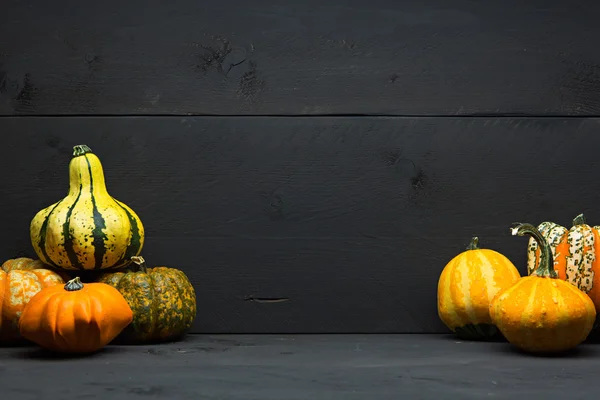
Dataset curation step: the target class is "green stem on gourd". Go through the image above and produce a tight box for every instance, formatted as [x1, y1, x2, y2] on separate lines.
[130, 256, 148, 273]
[73, 144, 93, 157]
[466, 237, 479, 250]
[64, 277, 84, 291]
[511, 223, 557, 278]
[573, 213, 586, 226]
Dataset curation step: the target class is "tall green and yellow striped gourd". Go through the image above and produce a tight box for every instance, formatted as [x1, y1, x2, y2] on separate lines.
[30, 145, 145, 271]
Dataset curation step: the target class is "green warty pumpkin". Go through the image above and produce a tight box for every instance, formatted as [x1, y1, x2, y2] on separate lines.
[97, 256, 197, 343]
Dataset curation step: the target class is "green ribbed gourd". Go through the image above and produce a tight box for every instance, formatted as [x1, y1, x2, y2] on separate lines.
[30, 145, 144, 271]
[97, 256, 197, 343]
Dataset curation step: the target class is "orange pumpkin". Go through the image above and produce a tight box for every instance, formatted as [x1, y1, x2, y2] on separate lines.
[437, 237, 520, 340]
[2, 257, 72, 281]
[19, 277, 133, 353]
[0, 257, 65, 341]
[491, 223, 596, 353]
[526, 213, 600, 311]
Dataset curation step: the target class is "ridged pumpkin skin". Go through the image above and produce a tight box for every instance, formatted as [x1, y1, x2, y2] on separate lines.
[526, 213, 600, 311]
[19, 277, 133, 353]
[30, 144, 145, 271]
[97, 256, 197, 343]
[491, 223, 596, 353]
[0, 258, 65, 340]
[1, 257, 70, 281]
[437, 237, 520, 340]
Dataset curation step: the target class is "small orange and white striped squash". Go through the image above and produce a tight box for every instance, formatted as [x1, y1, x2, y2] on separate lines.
[526, 213, 600, 311]
[437, 237, 520, 340]
[0, 257, 65, 341]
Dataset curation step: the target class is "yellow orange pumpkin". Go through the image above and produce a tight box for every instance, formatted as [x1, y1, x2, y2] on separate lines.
[19, 277, 133, 353]
[526, 213, 600, 311]
[437, 237, 520, 340]
[0, 257, 65, 341]
[490, 223, 596, 353]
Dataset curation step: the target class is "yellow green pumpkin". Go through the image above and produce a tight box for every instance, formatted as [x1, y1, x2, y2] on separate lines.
[30, 144, 145, 271]
[97, 256, 196, 343]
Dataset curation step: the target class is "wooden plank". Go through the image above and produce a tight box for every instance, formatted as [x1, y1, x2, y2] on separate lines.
[2, 334, 600, 399]
[2, 0, 600, 115]
[1, 116, 599, 333]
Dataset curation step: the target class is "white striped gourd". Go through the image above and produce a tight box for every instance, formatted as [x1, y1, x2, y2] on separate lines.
[526, 213, 600, 312]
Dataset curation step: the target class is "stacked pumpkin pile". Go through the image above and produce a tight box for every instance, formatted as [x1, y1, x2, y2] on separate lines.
[0, 145, 196, 353]
[438, 217, 600, 354]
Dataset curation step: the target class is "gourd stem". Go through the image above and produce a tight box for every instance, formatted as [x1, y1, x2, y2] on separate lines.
[573, 213, 586, 226]
[511, 223, 557, 278]
[73, 145, 93, 157]
[466, 237, 479, 250]
[131, 256, 148, 273]
[64, 277, 84, 291]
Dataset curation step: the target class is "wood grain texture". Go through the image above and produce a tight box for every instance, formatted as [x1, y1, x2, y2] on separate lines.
[2, 0, 600, 115]
[1, 116, 600, 333]
[3, 334, 600, 399]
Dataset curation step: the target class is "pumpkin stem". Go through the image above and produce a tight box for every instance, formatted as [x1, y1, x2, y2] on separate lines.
[466, 237, 479, 250]
[130, 256, 148, 273]
[64, 277, 85, 291]
[573, 213, 586, 226]
[511, 223, 557, 278]
[73, 144, 93, 157]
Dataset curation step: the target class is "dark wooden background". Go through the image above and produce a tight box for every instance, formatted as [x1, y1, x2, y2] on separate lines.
[1, 0, 599, 333]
